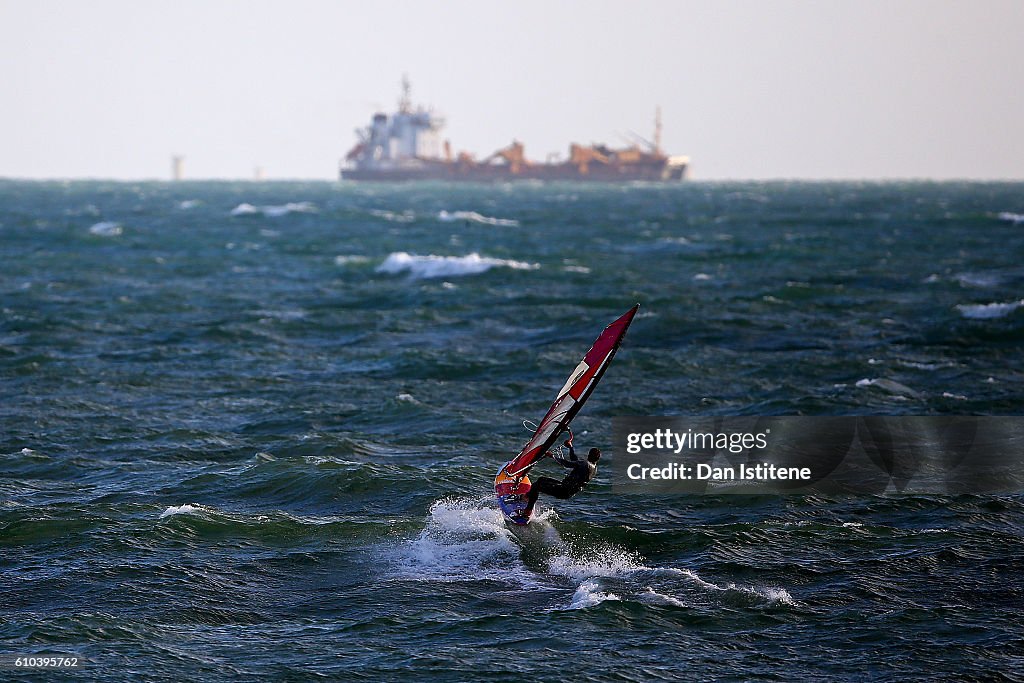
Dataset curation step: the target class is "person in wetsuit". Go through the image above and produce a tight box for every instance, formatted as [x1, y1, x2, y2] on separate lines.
[523, 436, 600, 516]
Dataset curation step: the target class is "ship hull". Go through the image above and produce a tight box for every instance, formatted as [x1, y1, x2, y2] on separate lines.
[340, 161, 686, 182]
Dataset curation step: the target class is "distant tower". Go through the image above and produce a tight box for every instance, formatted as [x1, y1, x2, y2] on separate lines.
[654, 107, 663, 155]
[172, 155, 184, 181]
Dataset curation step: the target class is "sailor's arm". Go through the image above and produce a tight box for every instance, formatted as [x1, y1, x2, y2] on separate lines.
[552, 441, 578, 467]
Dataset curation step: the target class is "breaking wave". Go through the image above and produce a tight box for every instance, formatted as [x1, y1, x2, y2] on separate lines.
[230, 202, 317, 217]
[956, 300, 1024, 320]
[376, 252, 538, 279]
[388, 498, 795, 611]
[438, 210, 519, 227]
[855, 378, 922, 398]
[159, 503, 206, 519]
[89, 221, 122, 236]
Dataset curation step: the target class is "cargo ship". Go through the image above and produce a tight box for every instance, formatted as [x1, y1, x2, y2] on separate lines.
[340, 78, 689, 182]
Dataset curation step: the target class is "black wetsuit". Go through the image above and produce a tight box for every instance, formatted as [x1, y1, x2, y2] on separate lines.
[524, 445, 596, 514]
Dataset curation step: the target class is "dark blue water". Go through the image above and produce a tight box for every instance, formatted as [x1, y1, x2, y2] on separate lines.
[2, 180, 1023, 680]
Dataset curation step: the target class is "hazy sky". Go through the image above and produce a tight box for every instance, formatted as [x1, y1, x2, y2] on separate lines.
[2, 0, 1022, 180]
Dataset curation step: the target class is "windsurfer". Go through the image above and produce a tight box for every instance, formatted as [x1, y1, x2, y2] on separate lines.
[523, 436, 600, 516]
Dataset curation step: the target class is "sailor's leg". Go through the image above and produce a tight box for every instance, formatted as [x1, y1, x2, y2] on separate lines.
[546, 480, 578, 500]
[524, 477, 561, 515]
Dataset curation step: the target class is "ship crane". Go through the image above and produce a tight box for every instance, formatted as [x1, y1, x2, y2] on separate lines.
[482, 141, 529, 175]
[568, 143, 610, 175]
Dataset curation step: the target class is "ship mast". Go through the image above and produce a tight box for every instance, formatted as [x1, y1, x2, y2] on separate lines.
[654, 105, 663, 155]
[399, 74, 412, 114]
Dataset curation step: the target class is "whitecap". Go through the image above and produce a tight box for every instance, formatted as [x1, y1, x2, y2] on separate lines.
[567, 578, 621, 609]
[159, 503, 205, 519]
[229, 203, 259, 216]
[693, 273, 712, 281]
[230, 202, 316, 217]
[334, 254, 371, 265]
[177, 199, 201, 210]
[955, 272, 1001, 288]
[855, 378, 922, 399]
[638, 587, 687, 607]
[438, 210, 519, 227]
[376, 252, 538, 279]
[370, 209, 415, 223]
[89, 221, 122, 236]
[563, 265, 591, 274]
[956, 300, 1024, 320]
[997, 212, 1024, 224]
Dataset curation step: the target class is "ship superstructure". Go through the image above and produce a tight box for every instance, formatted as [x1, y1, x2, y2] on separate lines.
[341, 78, 688, 182]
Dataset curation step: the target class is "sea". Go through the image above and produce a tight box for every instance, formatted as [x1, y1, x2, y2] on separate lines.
[2, 179, 1023, 681]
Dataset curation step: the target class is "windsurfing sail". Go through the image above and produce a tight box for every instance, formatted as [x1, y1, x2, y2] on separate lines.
[503, 304, 639, 478]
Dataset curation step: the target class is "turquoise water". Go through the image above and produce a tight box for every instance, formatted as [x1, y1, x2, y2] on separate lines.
[2, 180, 1023, 680]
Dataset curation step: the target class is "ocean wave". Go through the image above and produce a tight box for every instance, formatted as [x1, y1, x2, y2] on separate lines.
[955, 272, 1001, 288]
[229, 202, 317, 217]
[370, 209, 415, 223]
[88, 221, 122, 236]
[159, 503, 206, 519]
[855, 377, 922, 399]
[568, 578, 621, 609]
[376, 252, 538, 279]
[547, 542, 647, 581]
[438, 210, 519, 227]
[387, 497, 537, 586]
[997, 212, 1024, 224]
[334, 254, 371, 265]
[956, 300, 1024, 319]
[546, 539, 794, 609]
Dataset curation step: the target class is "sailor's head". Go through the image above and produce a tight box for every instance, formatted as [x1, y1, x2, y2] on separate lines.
[587, 448, 601, 463]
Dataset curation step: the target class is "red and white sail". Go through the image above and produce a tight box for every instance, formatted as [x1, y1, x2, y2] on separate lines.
[503, 304, 639, 478]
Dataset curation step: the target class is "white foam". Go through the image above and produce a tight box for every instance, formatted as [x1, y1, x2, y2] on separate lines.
[563, 265, 591, 274]
[376, 252, 538, 279]
[567, 579, 621, 609]
[956, 272, 1001, 288]
[89, 221, 122, 236]
[389, 497, 534, 586]
[997, 212, 1024, 224]
[855, 378, 922, 398]
[956, 300, 1024, 319]
[334, 254, 371, 265]
[639, 587, 687, 607]
[230, 202, 317, 217]
[370, 209, 415, 223]
[651, 566, 796, 606]
[438, 210, 519, 227]
[177, 199, 201, 210]
[159, 503, 204, 519]
[229, 203, 259, 216]
[547, 543, 647, 581]
[693, 273, 712, 281]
